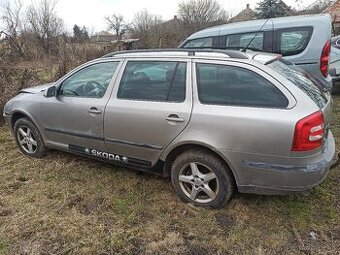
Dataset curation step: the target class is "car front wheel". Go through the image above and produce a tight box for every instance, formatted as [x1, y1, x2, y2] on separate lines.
[14, 118, 46, 158]
[171, 149, 234, 208]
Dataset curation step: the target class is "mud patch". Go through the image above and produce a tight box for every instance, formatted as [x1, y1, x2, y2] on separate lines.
[145, 232, 187, 254]
[16, 177, 29, 183]
[79, 197, 105, 215]
[0, 209, 12, 217]
[186, 245, 210, 255]
[65, 194, 82, 208]
[215, 212, 235, 234]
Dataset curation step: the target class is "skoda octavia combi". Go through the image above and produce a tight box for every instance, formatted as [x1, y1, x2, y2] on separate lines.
[3, 49, 335, 208]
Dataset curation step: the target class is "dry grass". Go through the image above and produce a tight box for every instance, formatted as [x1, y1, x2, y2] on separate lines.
[0, 97, 339, 255]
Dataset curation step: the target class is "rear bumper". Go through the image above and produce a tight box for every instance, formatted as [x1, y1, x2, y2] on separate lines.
[221, 131, 336, 195]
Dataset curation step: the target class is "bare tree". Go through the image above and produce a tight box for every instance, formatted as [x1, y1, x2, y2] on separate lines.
[178, 0, 229, 33]
[131, 9, 163, 48]
[299, 0, 333, 14]
[105, 14, 130, 40]
[132, 9, 162, 33]
[0, 0, 26, 58]
[26, 0, 64, 55]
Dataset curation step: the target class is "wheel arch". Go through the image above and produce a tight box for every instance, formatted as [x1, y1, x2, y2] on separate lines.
[11, 111, 29, 129]
[10, 110, 44, 139]
[162, 142, 239, 186]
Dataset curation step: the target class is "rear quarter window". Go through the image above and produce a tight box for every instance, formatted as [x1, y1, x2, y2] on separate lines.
[267, 60, 327, 108]
[196, 63, 288, 108]
[275, 27, 313, 56]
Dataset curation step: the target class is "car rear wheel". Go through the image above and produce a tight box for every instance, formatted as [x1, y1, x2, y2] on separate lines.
[171, 149, 234, 208]
[14, 118, 46, 158]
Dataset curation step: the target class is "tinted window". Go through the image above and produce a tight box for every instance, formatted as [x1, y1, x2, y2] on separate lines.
[277, 27, 312, 56]
[267, 60, 327, 108]
[183, 37, 213, 48]
[196, 63, 288, 108]
[60, 62, 119, 98]
[118, 61, 186, 102]
[226, 32, 264, 51]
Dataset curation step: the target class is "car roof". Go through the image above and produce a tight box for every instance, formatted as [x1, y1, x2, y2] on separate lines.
[185, 14, 331, 41]
[102, 49, 248, 59]
[101, 49, 281, 65]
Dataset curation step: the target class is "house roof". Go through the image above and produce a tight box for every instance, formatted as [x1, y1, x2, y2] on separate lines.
[158, 15, 182, 27]
[277, 0, 294, 15]
[323, 0, 340, 23]
[229, 1, 294, 23]
[95, 31, 114, 37]
[322, 0, 340, 13]
[229, 4, 256, 23]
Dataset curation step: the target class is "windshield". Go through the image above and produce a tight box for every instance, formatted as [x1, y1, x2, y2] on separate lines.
[267, 60, 327, 108]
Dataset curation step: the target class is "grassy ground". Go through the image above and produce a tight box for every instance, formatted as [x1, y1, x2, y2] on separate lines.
[0, 100, 339, 255]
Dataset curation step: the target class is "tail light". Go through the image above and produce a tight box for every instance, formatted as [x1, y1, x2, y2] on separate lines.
[320, 41, 331, 77]
[292, 111, 325, 151]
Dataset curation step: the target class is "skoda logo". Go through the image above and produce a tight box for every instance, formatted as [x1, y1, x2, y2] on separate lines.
[84, 148, 90, 154]
[122, 156, 128, 163]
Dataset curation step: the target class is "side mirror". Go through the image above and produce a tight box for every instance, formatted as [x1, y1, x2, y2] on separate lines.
[44, 86, 56, 98]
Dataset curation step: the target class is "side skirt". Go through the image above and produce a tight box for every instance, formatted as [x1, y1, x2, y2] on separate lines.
[68, 144, 165, 176]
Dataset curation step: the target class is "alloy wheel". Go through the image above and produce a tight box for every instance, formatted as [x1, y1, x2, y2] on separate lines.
[17, 126, 38, 154]
[178, 162, 220, 203]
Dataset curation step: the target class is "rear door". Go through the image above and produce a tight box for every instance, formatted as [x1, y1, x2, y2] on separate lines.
[104, 58, 192, 167]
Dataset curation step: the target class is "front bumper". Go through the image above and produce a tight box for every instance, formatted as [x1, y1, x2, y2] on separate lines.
[222, 132, 336, 195]
[3, 112, 12, 130]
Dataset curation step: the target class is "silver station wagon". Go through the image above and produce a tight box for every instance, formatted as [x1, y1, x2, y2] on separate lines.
[3, 49, 336, 208]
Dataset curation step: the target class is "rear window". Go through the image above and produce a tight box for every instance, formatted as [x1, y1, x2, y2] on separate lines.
[267, 60, 327, 108]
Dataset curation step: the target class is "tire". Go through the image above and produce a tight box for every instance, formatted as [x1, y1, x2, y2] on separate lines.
[171, 149, 234, 208]
[13, 118, 46, 158]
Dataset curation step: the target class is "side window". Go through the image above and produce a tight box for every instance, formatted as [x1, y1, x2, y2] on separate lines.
[277, 27, 313, 56]
[118, 61, 186, 102]
[183, 37, 213, 48]
[196, 63, 288, 108]
[226, 32, 264, 51]
[60, 62, 119, 98]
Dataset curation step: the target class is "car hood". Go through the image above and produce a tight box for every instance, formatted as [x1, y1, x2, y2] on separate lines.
[20, 82, 55, 94]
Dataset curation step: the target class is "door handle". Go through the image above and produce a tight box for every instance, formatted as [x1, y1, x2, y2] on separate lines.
[166, 114, 185, 123]
[88, 107, 102, 115]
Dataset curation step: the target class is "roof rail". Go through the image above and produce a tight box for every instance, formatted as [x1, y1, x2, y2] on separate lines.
[101, 48, 249, 59]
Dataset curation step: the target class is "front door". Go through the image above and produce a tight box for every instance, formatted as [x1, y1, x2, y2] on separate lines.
[42, 61, 121, 152]
[104, 59, 192, 167]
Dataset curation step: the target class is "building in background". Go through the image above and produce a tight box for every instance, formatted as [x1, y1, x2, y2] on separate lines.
[322, 0, 340, 35]
[229, 4, 256, 23]
[91, 31, 116, 44]
[229, 1, 293, 23]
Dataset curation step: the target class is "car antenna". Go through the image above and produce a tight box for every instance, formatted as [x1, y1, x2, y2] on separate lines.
[241, 18, 270, 52]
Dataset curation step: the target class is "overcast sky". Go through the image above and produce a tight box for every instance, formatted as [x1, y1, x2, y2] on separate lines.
[1, 0, 318, 33]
